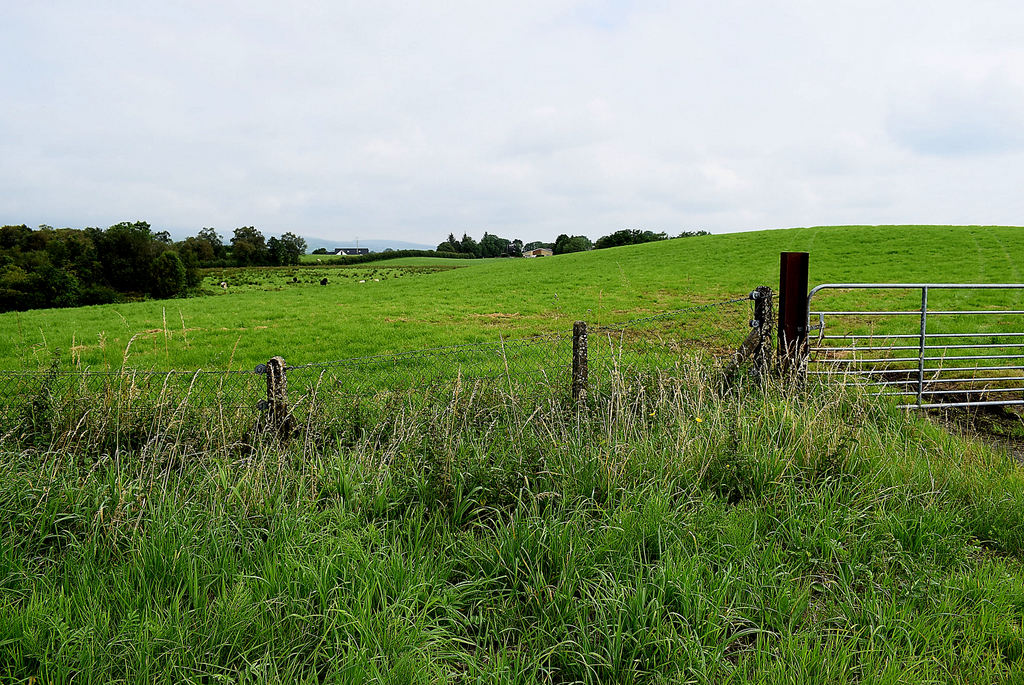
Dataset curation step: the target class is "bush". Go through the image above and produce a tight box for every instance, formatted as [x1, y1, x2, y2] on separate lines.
[79, 284, 122, 305]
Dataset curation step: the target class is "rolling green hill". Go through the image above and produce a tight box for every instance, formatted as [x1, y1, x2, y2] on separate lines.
[2, 225, 1022, 370]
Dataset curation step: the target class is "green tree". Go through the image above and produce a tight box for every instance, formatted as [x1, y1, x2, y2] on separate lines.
[267, 236, 283, 265]
[267, 233, 306, 266]
[479, 232, 510, 258]
[179, 227, 228, 267]
[460, 233, 480, 258]
[230, 226, 268, 266]
[197, 227, 227, 260]
[594, 229, 668, 250]
[99, 221, 158, 292]
[0, 222, 198, 312]
[150, 251, 187, 298]
[47, 229, 102, 284]
[278, 232, 307, 265]
[437, 232, 461, 253]
[48, 268, 82, 307]
[554, 234, 592, 254]
[0, 264, 31, 311]
[178, 236, 217, 265]
[178, 249, 202, 290]
[0, 224, 31, 249]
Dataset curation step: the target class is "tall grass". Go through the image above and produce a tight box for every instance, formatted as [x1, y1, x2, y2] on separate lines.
[2, 369, 1024, 683]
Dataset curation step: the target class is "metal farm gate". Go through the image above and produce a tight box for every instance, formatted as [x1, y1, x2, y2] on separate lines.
[806, 283, 1024, 409]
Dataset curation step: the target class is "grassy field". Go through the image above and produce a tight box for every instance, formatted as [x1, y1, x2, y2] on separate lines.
[4, 225, 1024, 682]
[3, 373, 1024, 682]
[1, 225, 1023, 371]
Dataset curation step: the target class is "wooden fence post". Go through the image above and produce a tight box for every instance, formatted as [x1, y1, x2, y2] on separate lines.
[265, 356, 295, 438]
[572, 321, 588, 402]
[752, 286, 774, 377]
[778, 252, 809, 374]
[722, 286, 773, 387]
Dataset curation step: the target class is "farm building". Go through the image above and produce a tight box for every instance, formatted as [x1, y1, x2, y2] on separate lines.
[524, 248, 553, 258]
[333, 248, 370, 256]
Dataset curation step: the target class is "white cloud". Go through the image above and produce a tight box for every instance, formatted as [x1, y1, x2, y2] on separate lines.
[2, 1, 1024, 244]
[887, 74, 1024, 157]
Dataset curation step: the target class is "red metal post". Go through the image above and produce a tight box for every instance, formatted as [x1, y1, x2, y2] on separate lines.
[778, 252, 809, 371]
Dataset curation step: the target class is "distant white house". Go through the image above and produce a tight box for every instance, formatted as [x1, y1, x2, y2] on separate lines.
[333, 248, 370, 256]
[524, 248, 553, 258]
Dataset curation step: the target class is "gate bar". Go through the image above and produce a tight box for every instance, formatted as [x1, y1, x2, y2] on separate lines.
[813, 343, 1024, 352]
[809, 364, 1024, 376]
[811, 309, 1024, 316]
[809, 283, 1024, 294]
[863, 376, 1024, 387]
[899, 400, 1024, 409]
[916, 287, 928, 406]
[814, 354, 1024, 363]
[822, 332, 1024, 339]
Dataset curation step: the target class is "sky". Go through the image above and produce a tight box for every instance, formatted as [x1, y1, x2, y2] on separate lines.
[2, 1, 1024, 246]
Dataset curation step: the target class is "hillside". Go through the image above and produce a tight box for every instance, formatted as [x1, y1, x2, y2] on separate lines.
[2, 225, 1022, 370]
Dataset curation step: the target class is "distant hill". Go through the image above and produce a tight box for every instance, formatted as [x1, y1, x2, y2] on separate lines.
[302, 236, 434, 253]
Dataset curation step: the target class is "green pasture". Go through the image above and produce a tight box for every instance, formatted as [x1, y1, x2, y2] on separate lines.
[2, 225, 1023, 371]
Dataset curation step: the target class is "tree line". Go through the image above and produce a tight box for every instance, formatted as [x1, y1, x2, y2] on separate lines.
[435, 228, 709, 257]
[0, 222, 307, 313]
[0, 220, 709, 313]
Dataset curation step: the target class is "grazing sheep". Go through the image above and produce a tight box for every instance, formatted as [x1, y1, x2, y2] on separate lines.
[320, 278, 328, 285]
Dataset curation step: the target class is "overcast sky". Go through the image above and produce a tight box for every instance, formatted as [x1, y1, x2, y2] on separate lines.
[2, 1, 1023, 245]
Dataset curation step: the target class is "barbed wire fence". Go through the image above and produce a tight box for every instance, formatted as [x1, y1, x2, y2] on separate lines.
[0, 287, 776, 441]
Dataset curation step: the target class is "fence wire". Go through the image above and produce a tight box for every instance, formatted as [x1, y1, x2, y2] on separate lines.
[0, 368, 265, 427]
[0, 294, 760, 429]
[286, 333, 574, 403]
[590, 296, 755, 379]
